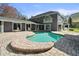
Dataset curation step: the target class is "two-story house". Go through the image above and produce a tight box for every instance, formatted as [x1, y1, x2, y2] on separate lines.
[30, 11, 64, 31]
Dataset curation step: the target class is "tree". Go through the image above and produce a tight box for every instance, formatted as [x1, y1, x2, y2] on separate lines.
[68, 17, 72, 27]
[0, 3, 22, 19]
[21, 15, 28, 20]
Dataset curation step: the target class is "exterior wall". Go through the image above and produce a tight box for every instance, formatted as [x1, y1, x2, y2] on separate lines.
[43, 16, 52, 23]
[51, 14, 58, 31]
[31, 16, 52, 24]
[21, 23, 25, 31]
[31, 17, 43, 23]
[30, 14, 58, 31]
[57, 15, 64, 25]
[57, 15, 64, 31]
[4, 22, 12, 32]
[0, 21, 1, 32]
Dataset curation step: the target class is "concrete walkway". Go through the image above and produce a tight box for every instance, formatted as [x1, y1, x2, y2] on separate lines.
[52, 31, 79, 35]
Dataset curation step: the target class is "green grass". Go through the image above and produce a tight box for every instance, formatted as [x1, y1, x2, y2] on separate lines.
[69, 28, 79, 32]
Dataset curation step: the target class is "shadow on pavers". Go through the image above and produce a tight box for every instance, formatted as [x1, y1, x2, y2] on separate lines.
[53, 34, 79, 56]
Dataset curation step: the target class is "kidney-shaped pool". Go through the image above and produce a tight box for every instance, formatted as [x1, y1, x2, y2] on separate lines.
[26, 32, 63, 42]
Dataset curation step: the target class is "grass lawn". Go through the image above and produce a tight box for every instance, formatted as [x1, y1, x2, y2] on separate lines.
[69, 28, 79, 32]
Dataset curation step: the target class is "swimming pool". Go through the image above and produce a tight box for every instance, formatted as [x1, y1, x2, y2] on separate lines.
[27, 32, 63, 42]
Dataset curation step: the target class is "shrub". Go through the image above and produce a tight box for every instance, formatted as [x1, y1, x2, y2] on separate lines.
[69, 28, 74, 31]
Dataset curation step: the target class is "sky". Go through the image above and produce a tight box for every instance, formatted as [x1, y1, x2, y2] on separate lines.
[9, 3, 79, 18]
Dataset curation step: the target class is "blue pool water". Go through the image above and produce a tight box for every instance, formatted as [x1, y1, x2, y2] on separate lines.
[27, 32, 63, 42]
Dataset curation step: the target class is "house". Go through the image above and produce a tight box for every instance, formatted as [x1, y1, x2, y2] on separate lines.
[0, 11, 65, 33]
[30, 11, 64, 31]
[0, 4, 67, 32]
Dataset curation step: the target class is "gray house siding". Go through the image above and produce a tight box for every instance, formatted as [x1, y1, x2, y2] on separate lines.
[4, 22, 12, 32]
[57, 14, 64, 31]
[31, 14, 58, 31]
[50, 14, 58, 31]
[31, 17, 43, 24]
[30, 11, 64, 31]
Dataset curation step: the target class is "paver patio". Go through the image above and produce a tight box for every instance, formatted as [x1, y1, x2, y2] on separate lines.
[0, 31, 68, 56]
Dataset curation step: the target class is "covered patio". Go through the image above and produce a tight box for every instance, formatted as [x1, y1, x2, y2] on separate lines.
[0, 17, 37, 32]
[0, 17, 52, 32]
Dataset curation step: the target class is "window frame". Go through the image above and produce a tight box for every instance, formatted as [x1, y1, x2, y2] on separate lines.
[43, 16, 52, 23]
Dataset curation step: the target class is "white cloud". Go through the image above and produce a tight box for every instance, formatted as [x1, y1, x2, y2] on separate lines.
[53, 9, 79, 15]
[33, 9, 79, 16]
[28, 9, 79, 18]
[33, 11, 46, 16]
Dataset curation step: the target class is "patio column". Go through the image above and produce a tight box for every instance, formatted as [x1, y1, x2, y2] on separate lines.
[44, 24, 46, 31]
[37, 25, 39, 31]
[61, 25, 62, 31]
[30, 24, 31, 31]
[25, 24, 26, 31]
[20, 23, 22, 31]
[35, 25, 36, 31]
[1, 21, 4, 32]
[12, 22, 14, 32]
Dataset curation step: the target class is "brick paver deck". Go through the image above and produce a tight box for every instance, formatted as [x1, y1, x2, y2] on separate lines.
[0, 31, 68, 56]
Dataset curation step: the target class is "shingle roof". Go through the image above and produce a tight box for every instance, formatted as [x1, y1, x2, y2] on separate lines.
[30, 11, 64, 19]
[34, 11, 59, 17]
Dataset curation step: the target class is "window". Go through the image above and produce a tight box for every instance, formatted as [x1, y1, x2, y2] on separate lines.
[43, 16, 52, 23]
[14, 23, 21, 30]
[17, 23, 21, 29]
[46, 24, 51, 31]
[58, 15, 63, 24]
[14, 23, 17, 30]
[28, 24, 30, 28]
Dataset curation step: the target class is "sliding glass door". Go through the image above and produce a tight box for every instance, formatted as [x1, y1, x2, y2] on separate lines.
[45, 24, 51, 31]
[13, 23, 21, 31]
